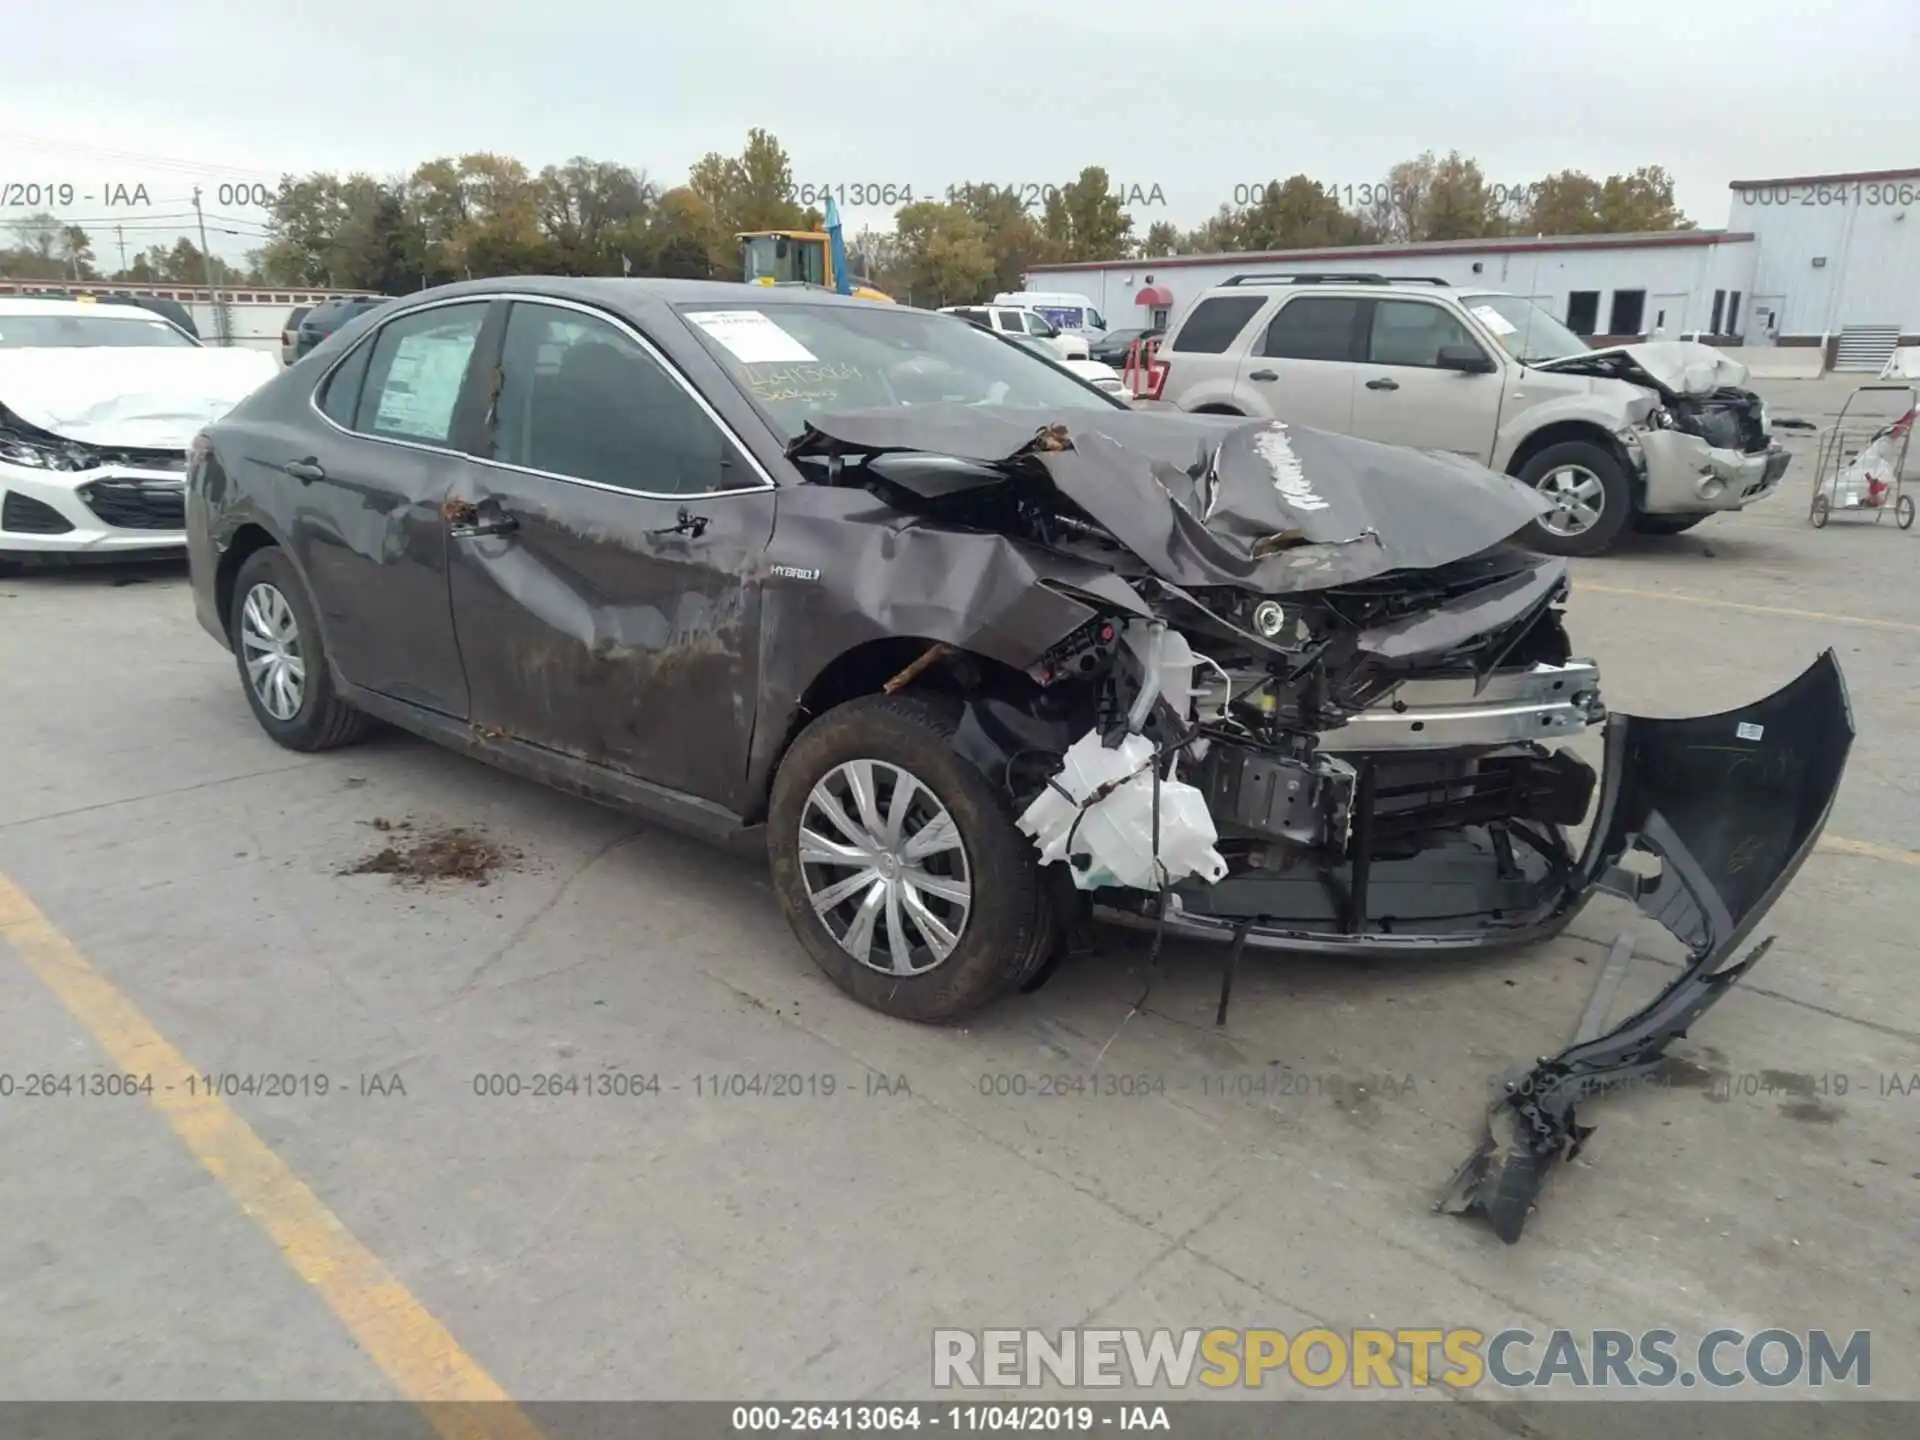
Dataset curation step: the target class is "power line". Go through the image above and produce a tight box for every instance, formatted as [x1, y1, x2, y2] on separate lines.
[0, 131, 284, 180]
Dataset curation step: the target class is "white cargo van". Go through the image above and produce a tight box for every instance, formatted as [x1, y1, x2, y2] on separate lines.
[993, 291, 1107, 341]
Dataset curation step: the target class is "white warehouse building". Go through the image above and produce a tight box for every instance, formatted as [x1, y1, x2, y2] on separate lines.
[1025, 165, 1920, 373]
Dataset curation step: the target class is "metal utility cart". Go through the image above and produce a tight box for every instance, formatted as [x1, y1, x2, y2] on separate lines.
[1809, 383, 1916, 530]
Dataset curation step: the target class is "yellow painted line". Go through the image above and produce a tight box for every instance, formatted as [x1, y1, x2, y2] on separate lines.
[0, 873, 543, 1440]
[1818, 834, 1920, 868]
[1577, 582, 1920, 636]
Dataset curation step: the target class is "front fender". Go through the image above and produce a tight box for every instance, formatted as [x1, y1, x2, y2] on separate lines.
[742, 487, 1152, 810]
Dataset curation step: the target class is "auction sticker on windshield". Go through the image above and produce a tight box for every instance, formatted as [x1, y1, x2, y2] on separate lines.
[688, 310, 818, 364]
[1470, 304, 1518, 336]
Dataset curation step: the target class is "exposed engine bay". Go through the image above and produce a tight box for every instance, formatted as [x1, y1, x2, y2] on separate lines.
[787, 405, 1852, 1241]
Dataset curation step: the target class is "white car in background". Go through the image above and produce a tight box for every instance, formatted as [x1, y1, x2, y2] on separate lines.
[1000, 332, 1132, 401]
[0, 298, 278, 566]
[938, 304, 1091, 360]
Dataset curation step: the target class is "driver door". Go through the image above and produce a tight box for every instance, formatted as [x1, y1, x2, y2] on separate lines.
[445, 299, 776, 813]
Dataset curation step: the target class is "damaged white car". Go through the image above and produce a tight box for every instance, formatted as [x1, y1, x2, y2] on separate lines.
[0, 298, 278, 565]
[1151, 278, 1791, 555]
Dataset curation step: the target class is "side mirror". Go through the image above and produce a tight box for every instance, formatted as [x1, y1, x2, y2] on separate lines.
[1437, 343, 1496, 374]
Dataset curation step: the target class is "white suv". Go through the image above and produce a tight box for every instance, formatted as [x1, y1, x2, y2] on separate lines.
[939, 305, 1091, 360]
[1149, 273, 1789, 555]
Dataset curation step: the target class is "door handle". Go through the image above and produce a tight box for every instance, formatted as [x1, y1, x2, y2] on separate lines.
[1365, 377, 1400, 391]
[1248, 369, 1279, 382]
[648, 506, 709, 540]
[442, 497, 519, 539]
[284, 458, 325, 483]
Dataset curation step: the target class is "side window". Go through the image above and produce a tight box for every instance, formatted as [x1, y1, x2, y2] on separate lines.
[994, 311, 1022, 332]
[352, 303, 488, 444]
[1023, 312, 1052, 335]
[1366, 300, 1481, 368]
[1166, 295, 1266, 354]
[1261, 297, 1363, 362]
[317, 335, 374, 425]
[491, 301, 726, 497]
[1090, 310, 1106, 329]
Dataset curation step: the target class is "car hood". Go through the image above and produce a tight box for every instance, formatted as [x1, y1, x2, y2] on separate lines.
[788, 404, 1554, 593]
[0, 348, 281, 449]
[1532, 340, 1748, 397]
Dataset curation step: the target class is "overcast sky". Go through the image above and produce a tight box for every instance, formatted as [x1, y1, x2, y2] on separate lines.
[6, 0, 1917, 263]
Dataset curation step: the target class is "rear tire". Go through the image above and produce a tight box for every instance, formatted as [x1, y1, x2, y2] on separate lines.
[767, 692, 1050, 1022]
[1514, 441, 1632, 556]
[1633, 513, 1705, 536]
[229, 547, 370, 752]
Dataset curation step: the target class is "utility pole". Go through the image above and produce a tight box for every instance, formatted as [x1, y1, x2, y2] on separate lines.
[192, 186, 229, 346]
[115, 224, 127, 273]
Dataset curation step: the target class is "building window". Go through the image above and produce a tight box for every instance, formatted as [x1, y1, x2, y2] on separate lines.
[1710, 290, 1726, 334]
[1608, 290, 1646, 336]
[1566, 291, 1600, 336]
[1726, 292, 1742, 336]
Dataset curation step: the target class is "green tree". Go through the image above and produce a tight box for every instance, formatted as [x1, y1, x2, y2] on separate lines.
[949, 182, 1052, 294]
[1596, 166, 1693, 232]
[685, 129, 809, 278]
[1035, 167, 1132, 261]
[1141, 220, 1181, 256]
[892, 200, 995, 306]
[1235, 176, 1375, 250]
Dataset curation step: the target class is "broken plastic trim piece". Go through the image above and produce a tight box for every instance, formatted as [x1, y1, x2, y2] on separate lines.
[1439, 649, 1853, 1243]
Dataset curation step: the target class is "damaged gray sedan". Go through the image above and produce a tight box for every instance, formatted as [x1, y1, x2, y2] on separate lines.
[185, 278, 1852, 1241]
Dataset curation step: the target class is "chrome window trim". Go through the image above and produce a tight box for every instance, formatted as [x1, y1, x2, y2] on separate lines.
[304, 291, 780, 496]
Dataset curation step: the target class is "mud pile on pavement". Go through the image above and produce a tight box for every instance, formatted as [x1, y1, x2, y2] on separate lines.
[343, 819, 520, 886]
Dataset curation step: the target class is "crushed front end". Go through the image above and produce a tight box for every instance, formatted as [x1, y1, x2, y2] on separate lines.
[787, 406, 1852, 1241]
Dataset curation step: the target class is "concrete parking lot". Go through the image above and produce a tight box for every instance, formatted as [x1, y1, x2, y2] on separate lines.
[1, 376, 1915, 1432]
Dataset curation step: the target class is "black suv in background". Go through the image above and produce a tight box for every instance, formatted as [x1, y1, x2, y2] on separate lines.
[292, 295, 391, 361]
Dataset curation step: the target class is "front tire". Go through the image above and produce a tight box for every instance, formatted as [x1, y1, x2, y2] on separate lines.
[1515, 441, 1632, 556]
[767, 693, 1050, 1022]
[229, 547, 370, 751]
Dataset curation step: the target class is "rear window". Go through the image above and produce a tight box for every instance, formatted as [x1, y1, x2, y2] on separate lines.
[1261, 297, 1364, 362]
[1166, 295, 1266, 354]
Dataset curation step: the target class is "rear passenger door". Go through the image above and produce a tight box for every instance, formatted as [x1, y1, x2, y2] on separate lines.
[297, 298, 494, 717]
[1237, 296, 1362, 432]
[444, 298, 776, 812]
[1349, 299, 1504, 461]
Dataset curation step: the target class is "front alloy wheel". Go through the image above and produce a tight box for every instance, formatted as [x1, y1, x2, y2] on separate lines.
[1536, 465, 1605, 538]
[800, 759, 972, 976]
[767, 692, 1052, 1022]
[239, 582, 306, 721]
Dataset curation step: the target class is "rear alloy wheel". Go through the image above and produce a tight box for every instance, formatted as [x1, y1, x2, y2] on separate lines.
[1516, 441, 1631, 556]
[229, 547, 370, 751]
[768, 693, 1050, 1022]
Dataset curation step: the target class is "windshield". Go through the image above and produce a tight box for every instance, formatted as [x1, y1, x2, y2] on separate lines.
[678, 303, 1122, 439]
[741, 234, 826, 287]
[1459, 293, 1588, 365]
[0, 313, 198, 349]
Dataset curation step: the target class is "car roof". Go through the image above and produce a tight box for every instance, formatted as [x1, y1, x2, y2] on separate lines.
[385, 276, 917, 317]
[0, 296, 177, 318]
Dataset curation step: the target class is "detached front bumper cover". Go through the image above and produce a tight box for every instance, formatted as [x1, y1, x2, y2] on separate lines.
[1440, 649, 1853, 1242]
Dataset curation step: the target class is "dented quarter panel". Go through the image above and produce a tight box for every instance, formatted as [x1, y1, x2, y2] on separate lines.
[446, 461, 775, 814]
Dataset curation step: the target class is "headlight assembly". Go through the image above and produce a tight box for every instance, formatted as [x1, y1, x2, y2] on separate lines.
[0, 429, 103, 472]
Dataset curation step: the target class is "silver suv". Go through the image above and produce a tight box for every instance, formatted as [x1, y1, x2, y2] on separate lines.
[1150, 273, 1790, 555]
